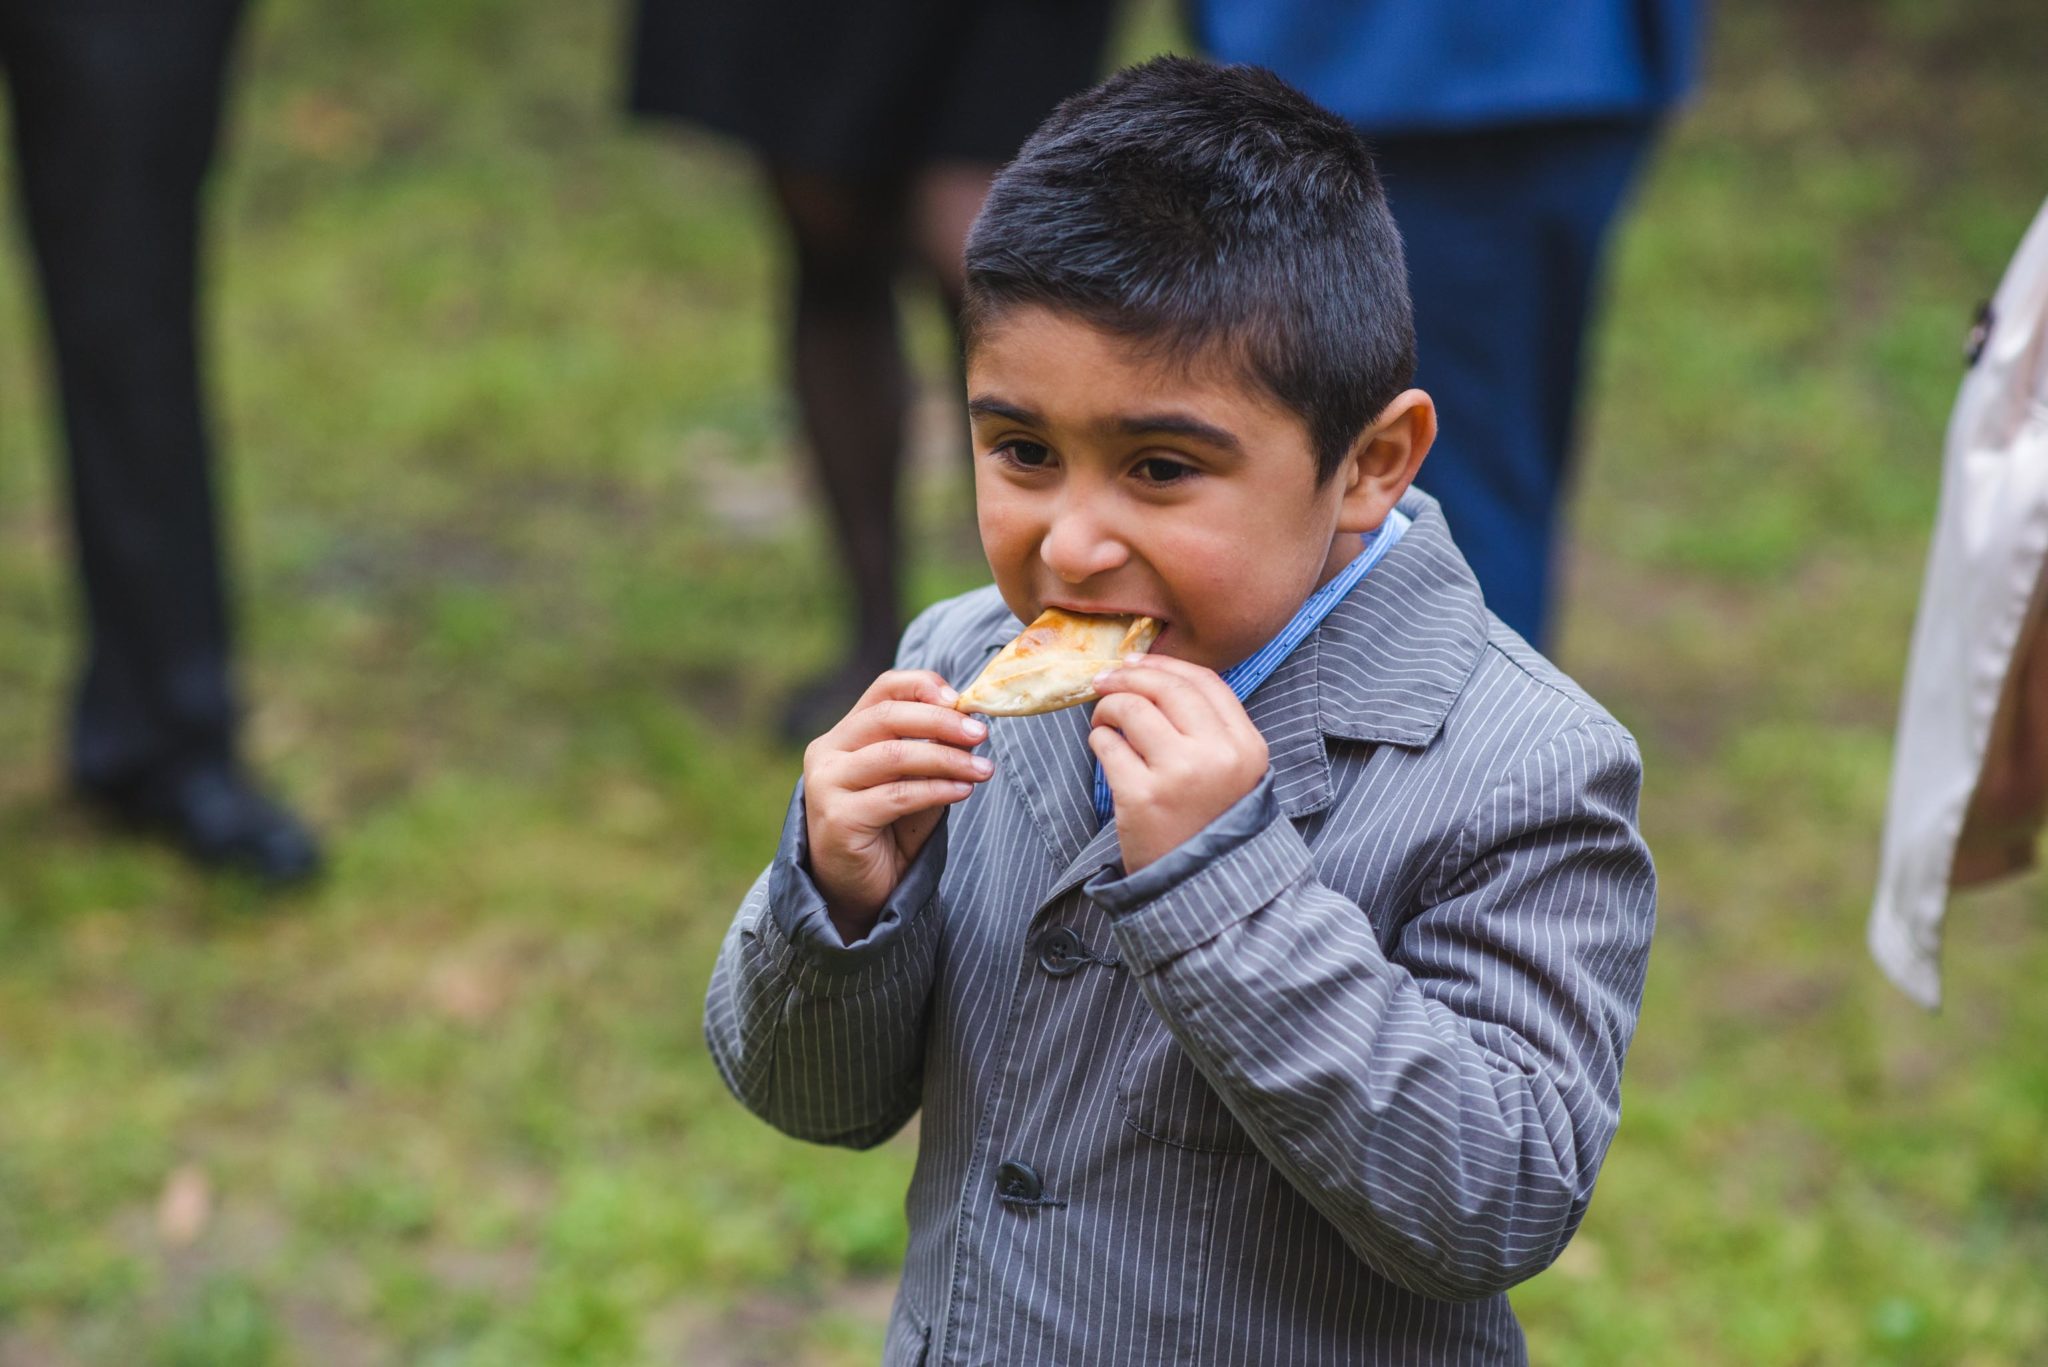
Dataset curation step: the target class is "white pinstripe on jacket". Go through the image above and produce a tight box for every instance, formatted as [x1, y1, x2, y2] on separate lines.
[706, 489, 1657, 1365]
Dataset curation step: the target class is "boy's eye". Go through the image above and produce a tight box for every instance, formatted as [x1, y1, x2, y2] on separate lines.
[1134, 456, 1195, 485]
[995, 440, 1053, 469]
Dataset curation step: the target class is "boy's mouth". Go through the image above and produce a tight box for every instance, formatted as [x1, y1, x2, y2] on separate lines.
[1042, 598, 1166, 624]
[1034, 600, 1176, 655]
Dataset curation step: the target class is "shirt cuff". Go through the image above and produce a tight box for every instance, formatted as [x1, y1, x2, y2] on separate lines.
[763, 778, 948, 993]
[1086, 775, 1315, 977]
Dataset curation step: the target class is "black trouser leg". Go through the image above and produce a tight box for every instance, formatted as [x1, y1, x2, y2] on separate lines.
[768, 168, 912, 674]
[0, 0, 250, 788]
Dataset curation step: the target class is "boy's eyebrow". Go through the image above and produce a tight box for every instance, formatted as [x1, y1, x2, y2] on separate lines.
[1114, 411, 1246, 456]
[967, 396, 1041, 426]
[970, 396, 1246, 456]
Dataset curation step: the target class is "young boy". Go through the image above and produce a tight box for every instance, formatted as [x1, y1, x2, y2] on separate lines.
[707, 56, 1655, 1365]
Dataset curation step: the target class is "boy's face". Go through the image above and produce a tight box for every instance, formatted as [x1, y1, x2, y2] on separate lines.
[967, 307, 1428, 672]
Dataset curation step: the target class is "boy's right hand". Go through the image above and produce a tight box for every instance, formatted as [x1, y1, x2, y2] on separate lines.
[803, 669, 992, 940]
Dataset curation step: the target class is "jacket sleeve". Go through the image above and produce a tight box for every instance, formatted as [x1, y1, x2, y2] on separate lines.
[1087, 718, 1655, 1301]
[701, 611, 953, 1149]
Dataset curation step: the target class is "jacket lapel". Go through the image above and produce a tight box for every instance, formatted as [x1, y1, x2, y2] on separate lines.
[1208, 490, 1494, 830]
[960, 610, 1126, 908]
[1310, 491, 1492, 753]
[1249, 635, 1334, 818]
[987, 699, 1108, 872]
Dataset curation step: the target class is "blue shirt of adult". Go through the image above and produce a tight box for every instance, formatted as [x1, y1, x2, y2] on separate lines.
[1191, 0, 1704, 135]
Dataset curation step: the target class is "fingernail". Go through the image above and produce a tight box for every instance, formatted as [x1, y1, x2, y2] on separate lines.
[950, 782, 973, 797]
[962, 718, 988, 740]
[1093, 670, 1115, 687]
[938, 685, 960, 704]
[970, 756, 994, 777]
[1122, 653, 1146, 665]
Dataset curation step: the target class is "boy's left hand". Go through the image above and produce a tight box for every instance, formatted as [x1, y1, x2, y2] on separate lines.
[1089, 654, 1270, 873]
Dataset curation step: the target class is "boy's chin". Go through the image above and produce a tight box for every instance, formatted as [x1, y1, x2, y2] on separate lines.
[1140, 627, 1236, 672]
[1142, 623, 1185, 659]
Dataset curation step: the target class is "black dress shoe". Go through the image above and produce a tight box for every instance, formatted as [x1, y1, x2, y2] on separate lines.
[78, 762, 323, 887]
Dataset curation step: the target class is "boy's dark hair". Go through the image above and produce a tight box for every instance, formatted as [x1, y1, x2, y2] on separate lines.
[963, 56, 1415, 485]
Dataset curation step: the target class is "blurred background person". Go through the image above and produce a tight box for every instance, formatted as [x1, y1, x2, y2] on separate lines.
[1871, 195, 2048, 1010]
[0, 0, 319, 882]
[1192, 0, 1704, 649]
[626, 0, 1120, 741]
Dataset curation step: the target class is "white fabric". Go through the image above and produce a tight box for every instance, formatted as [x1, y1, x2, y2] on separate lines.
[1871, 196, 2048, 1007]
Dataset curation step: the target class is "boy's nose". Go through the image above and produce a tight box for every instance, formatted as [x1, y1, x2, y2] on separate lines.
[1038, 506, 1130, 583]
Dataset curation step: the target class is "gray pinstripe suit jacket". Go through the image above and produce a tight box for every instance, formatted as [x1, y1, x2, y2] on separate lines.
[706, 491, 1656, 1364]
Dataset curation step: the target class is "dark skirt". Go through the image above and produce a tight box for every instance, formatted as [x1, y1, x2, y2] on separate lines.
[627, 0, 1119, 179]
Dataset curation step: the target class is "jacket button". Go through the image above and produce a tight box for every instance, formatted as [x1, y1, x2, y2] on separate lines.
[1036, 926, 1086, 976]
[994, 1159, 1043, 1202]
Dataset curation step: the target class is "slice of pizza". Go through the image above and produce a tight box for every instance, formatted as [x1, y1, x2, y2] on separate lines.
[954, 608, 1162, 717]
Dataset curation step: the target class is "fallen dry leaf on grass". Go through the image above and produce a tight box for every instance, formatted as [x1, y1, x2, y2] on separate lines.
[156, 1163, 212, 1247]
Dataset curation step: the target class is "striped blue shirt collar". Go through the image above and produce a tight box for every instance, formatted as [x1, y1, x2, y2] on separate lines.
[1093, 508, 1412, 823]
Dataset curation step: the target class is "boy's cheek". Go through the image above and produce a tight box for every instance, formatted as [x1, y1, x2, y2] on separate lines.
[978, 542, 1055, 628]
[974, 505, 1032, 578]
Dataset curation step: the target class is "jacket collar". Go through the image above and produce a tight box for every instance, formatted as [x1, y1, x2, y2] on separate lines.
[979, 488, 1491, 902]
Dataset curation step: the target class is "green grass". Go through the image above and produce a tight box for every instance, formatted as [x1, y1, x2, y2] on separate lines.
[2, 0, 2046, 1361]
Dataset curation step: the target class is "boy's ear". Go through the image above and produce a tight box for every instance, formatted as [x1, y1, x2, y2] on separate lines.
[1335, 389, 1436, 534]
